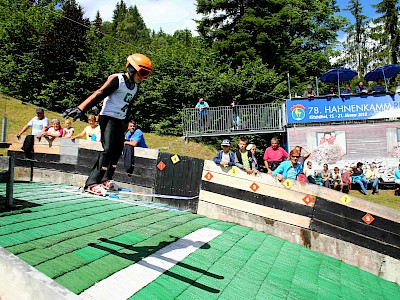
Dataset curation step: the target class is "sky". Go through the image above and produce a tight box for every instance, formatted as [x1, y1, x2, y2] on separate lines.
[77, 0, 381, 36]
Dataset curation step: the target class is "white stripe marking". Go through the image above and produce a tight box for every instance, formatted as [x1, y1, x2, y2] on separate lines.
[80, 228, 222, 300]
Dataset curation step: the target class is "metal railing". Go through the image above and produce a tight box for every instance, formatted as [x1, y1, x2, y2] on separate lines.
[182, 103, 286, 137]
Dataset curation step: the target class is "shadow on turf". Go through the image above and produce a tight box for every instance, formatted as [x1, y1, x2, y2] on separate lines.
[0, 196, 42, 214]
[88, 236, 223, 294]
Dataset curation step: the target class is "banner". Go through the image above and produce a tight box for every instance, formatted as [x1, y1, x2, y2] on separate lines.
[286, 93, 400, 124]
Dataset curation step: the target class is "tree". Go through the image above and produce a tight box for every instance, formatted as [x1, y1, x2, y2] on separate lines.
[341, 0, 370, 74]
[115, 5, 150, 43]
[371, 0, 400, 65]
[196, 0, 346, 80]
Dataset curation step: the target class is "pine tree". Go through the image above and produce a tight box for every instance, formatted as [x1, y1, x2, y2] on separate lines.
[371, 0, 400, 65]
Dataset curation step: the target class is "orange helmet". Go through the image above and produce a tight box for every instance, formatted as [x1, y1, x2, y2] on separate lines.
[126, 53, 152, 79]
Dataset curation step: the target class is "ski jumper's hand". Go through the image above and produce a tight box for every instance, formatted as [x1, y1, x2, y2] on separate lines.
[62, 107, 83, 121]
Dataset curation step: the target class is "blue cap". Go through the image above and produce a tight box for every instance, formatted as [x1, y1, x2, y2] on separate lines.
[221, 139, 231, 146]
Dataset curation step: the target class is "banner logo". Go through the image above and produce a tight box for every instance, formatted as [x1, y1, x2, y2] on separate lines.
[291, 104, 305, 121]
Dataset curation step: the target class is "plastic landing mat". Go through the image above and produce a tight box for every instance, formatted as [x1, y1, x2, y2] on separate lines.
[0, 182, 399, 299]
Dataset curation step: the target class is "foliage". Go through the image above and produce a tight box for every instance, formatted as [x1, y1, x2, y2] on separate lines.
[0, 0, 395, 137]
[196, 0, 346, 80]
[371, 0, 400, 65]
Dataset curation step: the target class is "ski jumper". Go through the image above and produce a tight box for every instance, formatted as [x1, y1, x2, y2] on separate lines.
[79, 73, 138, 188]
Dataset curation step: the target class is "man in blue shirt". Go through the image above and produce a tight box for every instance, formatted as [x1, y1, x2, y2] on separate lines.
[124, 120, 148, 148]
[195, 97, 209, 132]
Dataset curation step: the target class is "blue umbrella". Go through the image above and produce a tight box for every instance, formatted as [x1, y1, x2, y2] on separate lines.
[364, 64, 400, 82]
[320, 68, 358, 95]
[320, 68, 358, 83]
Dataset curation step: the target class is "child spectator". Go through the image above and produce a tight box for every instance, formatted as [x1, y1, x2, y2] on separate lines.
[41, 118, 63, 139]
[235, 136, 257, 174]
[213, 139, 235, 167]
[272, 148, 303, 181]
[246, 143, 259, 171]
[331, 167, 344, 192]
[365, 164, 380, 195]
[62, 119, 74, 138]
[71, 114, 101, 141]
[321, 164, 331, 188]
[305, 161, 317, 183]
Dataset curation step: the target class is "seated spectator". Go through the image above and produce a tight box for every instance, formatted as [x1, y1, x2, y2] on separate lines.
[303, 85, 316, 98]
[304, 161, 318, 184]
[365, 163, 380, 195]
[124, 120, 148, 148]
[246, 143, 259, 171]
[372, 78, 385, 93]
[341, 168, 352, 192]
[321, 163, 331, 188]
[41, 118, 63, 139]
[272, 148, 303, 181]
[351, 162, 368, 195]
[62, 118, 74, 138]
[213, 139, 235, 167]
[331, 167, 344, 192]
[355, 81, 368, 94]
[71, 114, 100, 141]
[235, 136, 258, 175]
[326, 86, 336, 95]
[394, 164, 400, 196]
[294, 145, 311, 167]
[341, 83, 352, 96]
[263, 137, 288, 174]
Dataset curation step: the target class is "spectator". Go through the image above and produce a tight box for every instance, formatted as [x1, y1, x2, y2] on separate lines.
[16, 107, 49, 159]
[372, 78, 385, 92]
[351, 162, 368, 195]
[213, 139, 235, 167]
[41, 118, 63, 139]
[263, 137, 289, 174]
[124, 120, 148, 148]
[304, 161, 317, 183]
[355, 81, 368, 94]
[341, 168, 352, 192]
[394, 164, 400, 196]
[365, 163, 380, 195]
[326, 86, 336, 95]
[331, 167, 344, 192]
[303, 84, 316, 98]
[235, 136, 257, 175]
[272, 148, 303, 181]
[71, 114, 101, 141]
[231, 98, 241, 130]
[294, 145, 311, 166]
[246, 143, 259, 171]
[341, 83, 352, 95]
[195, 97, 209, 132]
[321, 163, 331, 188]
[16, 107, 49, 138]
[62, 119, 74, 138]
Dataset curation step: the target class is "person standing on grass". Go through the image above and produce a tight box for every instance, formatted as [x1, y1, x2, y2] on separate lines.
[62, 53, 152, 195]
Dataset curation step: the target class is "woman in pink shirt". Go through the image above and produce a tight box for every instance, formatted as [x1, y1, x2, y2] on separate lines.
[263, 137, 289, 173]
